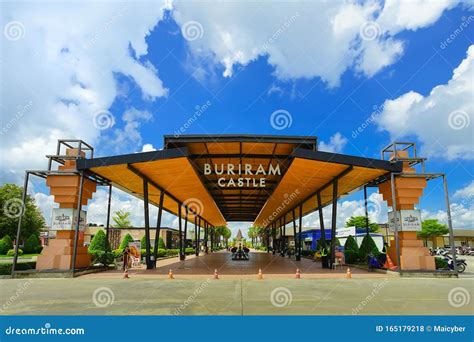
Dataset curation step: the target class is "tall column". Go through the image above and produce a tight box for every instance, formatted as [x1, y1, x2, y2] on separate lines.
[330, 179, 338, 267]
[297, 204, 303, 261]
[153, 191, 164, 266]
[143, 179, 152, 269]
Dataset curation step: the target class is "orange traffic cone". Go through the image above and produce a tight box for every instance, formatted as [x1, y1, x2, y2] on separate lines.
[383, 255, 398, 271]
[214, 269, 219, 280]
[258, 268, 264, 280]
[346, 268, 352, 279]
[123, 269, 129, 279]
[295, 268, 301, 279]
[168, 269, 175, 279]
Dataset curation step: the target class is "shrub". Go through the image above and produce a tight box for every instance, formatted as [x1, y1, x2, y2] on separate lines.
[23, 234, 41, 254]
[316, 239, 328, 252]
[90, 251, 114, 265]
[185, 247, 195, 255]
[112, 249, 123, 258]
[119, 233, 135, 250]
[0, 261, 36, 275]
[359, 235, 378, 261]
[157, 237, 166, 249]
[88, 230, 107, 252]
[7, 249, 22, 256]
[156, 248, 166, 258]
[435, 257, 448, 270]
[0, 235, 14, 255]
[344, 235, 359, 252]
[344, 250, 359, 264]
[166, 249, 179, 256]
[140, 248, 155, 257]
[35, 246, 43, 254]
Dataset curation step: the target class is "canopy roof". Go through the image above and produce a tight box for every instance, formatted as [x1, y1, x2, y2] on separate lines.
[77, 135, 402, 227]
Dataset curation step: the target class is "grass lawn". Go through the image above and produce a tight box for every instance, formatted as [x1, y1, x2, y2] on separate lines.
[0, 254, 39, 259]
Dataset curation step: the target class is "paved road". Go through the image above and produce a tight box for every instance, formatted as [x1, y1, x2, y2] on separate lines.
[0, 276, 472, 315]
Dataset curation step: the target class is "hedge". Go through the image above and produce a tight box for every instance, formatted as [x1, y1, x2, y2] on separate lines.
[0, 235, 14, 255]
[359, 235, 379, 261]
[344, 250, 359, 264]
[435, 257, 448, 270]
[7, 249, 22, 256]
[119, 234, 135, 250]
[0, 261, 36, 275]
[23, 234, 41, 254]
[344, 235, 359, 252]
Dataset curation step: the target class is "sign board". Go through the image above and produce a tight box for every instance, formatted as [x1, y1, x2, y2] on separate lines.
[336, 226, 356, 238]
[51, 208, 87, 231]
[388, 210, 422, 232]
[128, 242, 141, 261]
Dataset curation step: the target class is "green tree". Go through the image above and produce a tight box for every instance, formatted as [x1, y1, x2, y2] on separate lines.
[0, 184, 46, 242]
[88, 230, 108, 253]
[345, 216, 379, 233]
[112, 210, 132, 228]
[358, 234, 379, 261]
[119, 233, 134, 250]
[418, 219, 449, 239]
[344, 235, 359, 252]
[0, 235, 14, 254]
[23, 234, 41, 254]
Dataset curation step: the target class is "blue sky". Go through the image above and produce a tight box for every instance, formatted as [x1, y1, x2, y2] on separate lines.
[1, 1, 473, 236]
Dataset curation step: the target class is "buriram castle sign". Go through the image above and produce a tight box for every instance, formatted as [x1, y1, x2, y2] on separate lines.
[204, 163, 281, 188]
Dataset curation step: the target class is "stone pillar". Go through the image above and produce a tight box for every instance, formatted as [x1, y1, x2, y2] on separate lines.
[36, 149, 96, 270]
[378, 151, 435, 270]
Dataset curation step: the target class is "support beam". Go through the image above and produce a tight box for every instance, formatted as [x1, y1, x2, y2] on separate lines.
[143, 179, 152, 269]
[183, 207, 188, 260]
[443, 175, 458, 276]
[153, 190, 164, 266]
[12, 172, 29, 275]
[364, 185, 369, 235]
[317, 192, 326, 244]
[104, 185, 112, 259]
[197, 217, 201, 256]
[292, 209, 297, 259]
[178, 202, 184, 260]
[72, 172, 85, 274]
[297, 204, 303, 261]
[390, 173, 402, 273]
[329, 178, 338, 267]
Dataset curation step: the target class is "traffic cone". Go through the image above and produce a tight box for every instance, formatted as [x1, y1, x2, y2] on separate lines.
[168, 269, 174, 279]
[346, 268, 352, 279]
[258, 268, 264, 280]
[123, 269, 129, 279]
[214, 269, 219, 280]
[295, 268, 301, 279]
[384, 255, 397, 271]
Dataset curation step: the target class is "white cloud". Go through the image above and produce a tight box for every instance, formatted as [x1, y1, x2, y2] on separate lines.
[453, 180, 474, 200]
[377, 45, 474, 160]
[174, 0, 460, 86]
[422, 202, 474, 229]
[141, 143, 157, 152]
[318, 132, 348, 153]
[0, 1, 171, 182]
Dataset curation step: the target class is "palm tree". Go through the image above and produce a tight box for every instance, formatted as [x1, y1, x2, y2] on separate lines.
[112, 210, 132, 228]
